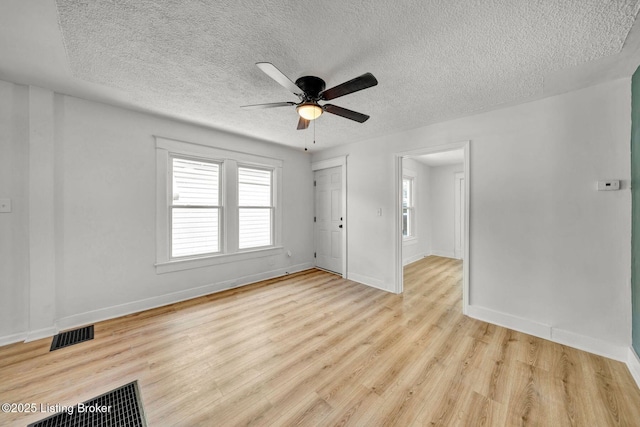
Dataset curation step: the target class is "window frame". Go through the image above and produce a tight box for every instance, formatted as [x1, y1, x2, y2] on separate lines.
[169, 154, 223, 259]
[155, 136, 283, 274]
[402, 174, 416, 240]
[237, 164, 275, 251]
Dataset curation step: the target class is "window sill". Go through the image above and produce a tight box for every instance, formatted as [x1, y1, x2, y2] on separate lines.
[155, 246, 284, 274]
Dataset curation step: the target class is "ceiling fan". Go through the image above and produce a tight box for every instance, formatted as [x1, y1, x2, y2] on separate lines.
[242, 62, 378, 130]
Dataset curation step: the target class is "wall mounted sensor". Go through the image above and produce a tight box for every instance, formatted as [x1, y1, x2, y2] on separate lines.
[596, 180, 620, 191]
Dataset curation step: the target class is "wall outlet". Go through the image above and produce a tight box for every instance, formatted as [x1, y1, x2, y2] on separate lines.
[0, 198, 11, 213]
[597, 180, 620, 191]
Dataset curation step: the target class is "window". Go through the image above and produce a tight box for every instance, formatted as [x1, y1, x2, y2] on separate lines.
[403, 176, 415, 238]
[155, 137, 282, 273]
[171, 157, 221, 257]
[238, 167, 273, 249]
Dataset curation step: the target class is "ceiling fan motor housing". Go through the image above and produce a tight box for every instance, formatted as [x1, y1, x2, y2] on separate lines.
[295, 76, 326, 100]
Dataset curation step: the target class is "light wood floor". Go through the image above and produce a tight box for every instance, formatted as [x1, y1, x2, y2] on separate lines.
[1, 256, 640, 426]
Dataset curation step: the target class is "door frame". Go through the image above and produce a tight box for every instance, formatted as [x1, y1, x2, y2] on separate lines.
[454, 171, 464, 260]
[394, 141, 470, 314]
[312, 155, 348, 278]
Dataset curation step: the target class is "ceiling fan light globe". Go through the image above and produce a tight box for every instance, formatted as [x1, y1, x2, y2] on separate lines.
[297, 103, 323, 120]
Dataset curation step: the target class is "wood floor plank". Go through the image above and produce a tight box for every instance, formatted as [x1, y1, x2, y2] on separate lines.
[318, 385, 382, 427]
[1, 256, 639, 426]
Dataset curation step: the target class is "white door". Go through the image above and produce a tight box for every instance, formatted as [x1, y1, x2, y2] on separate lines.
[315, 166, 343, 274]
[454, 172, 465, 260]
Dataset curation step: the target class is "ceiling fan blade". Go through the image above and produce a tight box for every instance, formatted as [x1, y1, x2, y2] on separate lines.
[320, 73, 378, 101]
[256, 62, 302, 95]
[323, 104, 370, 123]
[241, 102, 296, 110]
[297, 117, 310, 130]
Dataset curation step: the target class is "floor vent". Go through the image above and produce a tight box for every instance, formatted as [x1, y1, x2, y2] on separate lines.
[28, 381, 146, 427]
[50, 325, 94, 351]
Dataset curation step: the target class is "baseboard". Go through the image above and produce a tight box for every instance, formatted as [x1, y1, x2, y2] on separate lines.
[348, 272, 393, 293]
[467, 305, 551, 340]
[467, 305, 628, 362]
[628, 347, 640, 389]
[55, 262, 314, 332]
[0, 332, 27, 347]
[24, 326, 58, 343]
[403, 253, 429, 266]
[430, 249, 457, 259]
[551, 328, 627, 362]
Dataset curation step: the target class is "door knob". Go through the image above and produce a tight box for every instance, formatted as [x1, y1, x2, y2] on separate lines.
[339, 224, 343, 228]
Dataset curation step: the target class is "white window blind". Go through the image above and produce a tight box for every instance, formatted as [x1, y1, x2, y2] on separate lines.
[171, 157, 220, 258]
[238, 167, 273, 249]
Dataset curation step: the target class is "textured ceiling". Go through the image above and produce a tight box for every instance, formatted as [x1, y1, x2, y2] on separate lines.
[23, 1, 640, 149]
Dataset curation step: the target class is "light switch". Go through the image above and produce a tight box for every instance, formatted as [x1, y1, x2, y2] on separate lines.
[0, 198, 11, 213]
[377, 208, 382, 216]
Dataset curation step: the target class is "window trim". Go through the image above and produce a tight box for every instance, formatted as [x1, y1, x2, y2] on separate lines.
[155, 136, 283, 274]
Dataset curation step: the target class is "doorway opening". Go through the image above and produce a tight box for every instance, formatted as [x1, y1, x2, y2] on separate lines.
[394, 142, 470, 314]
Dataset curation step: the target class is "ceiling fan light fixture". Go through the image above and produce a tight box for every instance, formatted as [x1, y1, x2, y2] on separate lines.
[297, 102, 323, 120]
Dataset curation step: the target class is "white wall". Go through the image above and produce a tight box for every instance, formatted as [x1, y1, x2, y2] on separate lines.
[429, 163, 464, 258]
[313, 78, 632, 359]
[0, 79, 315, 344]
[0, 81, 29, 341]
[402, 158, 431, 265]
